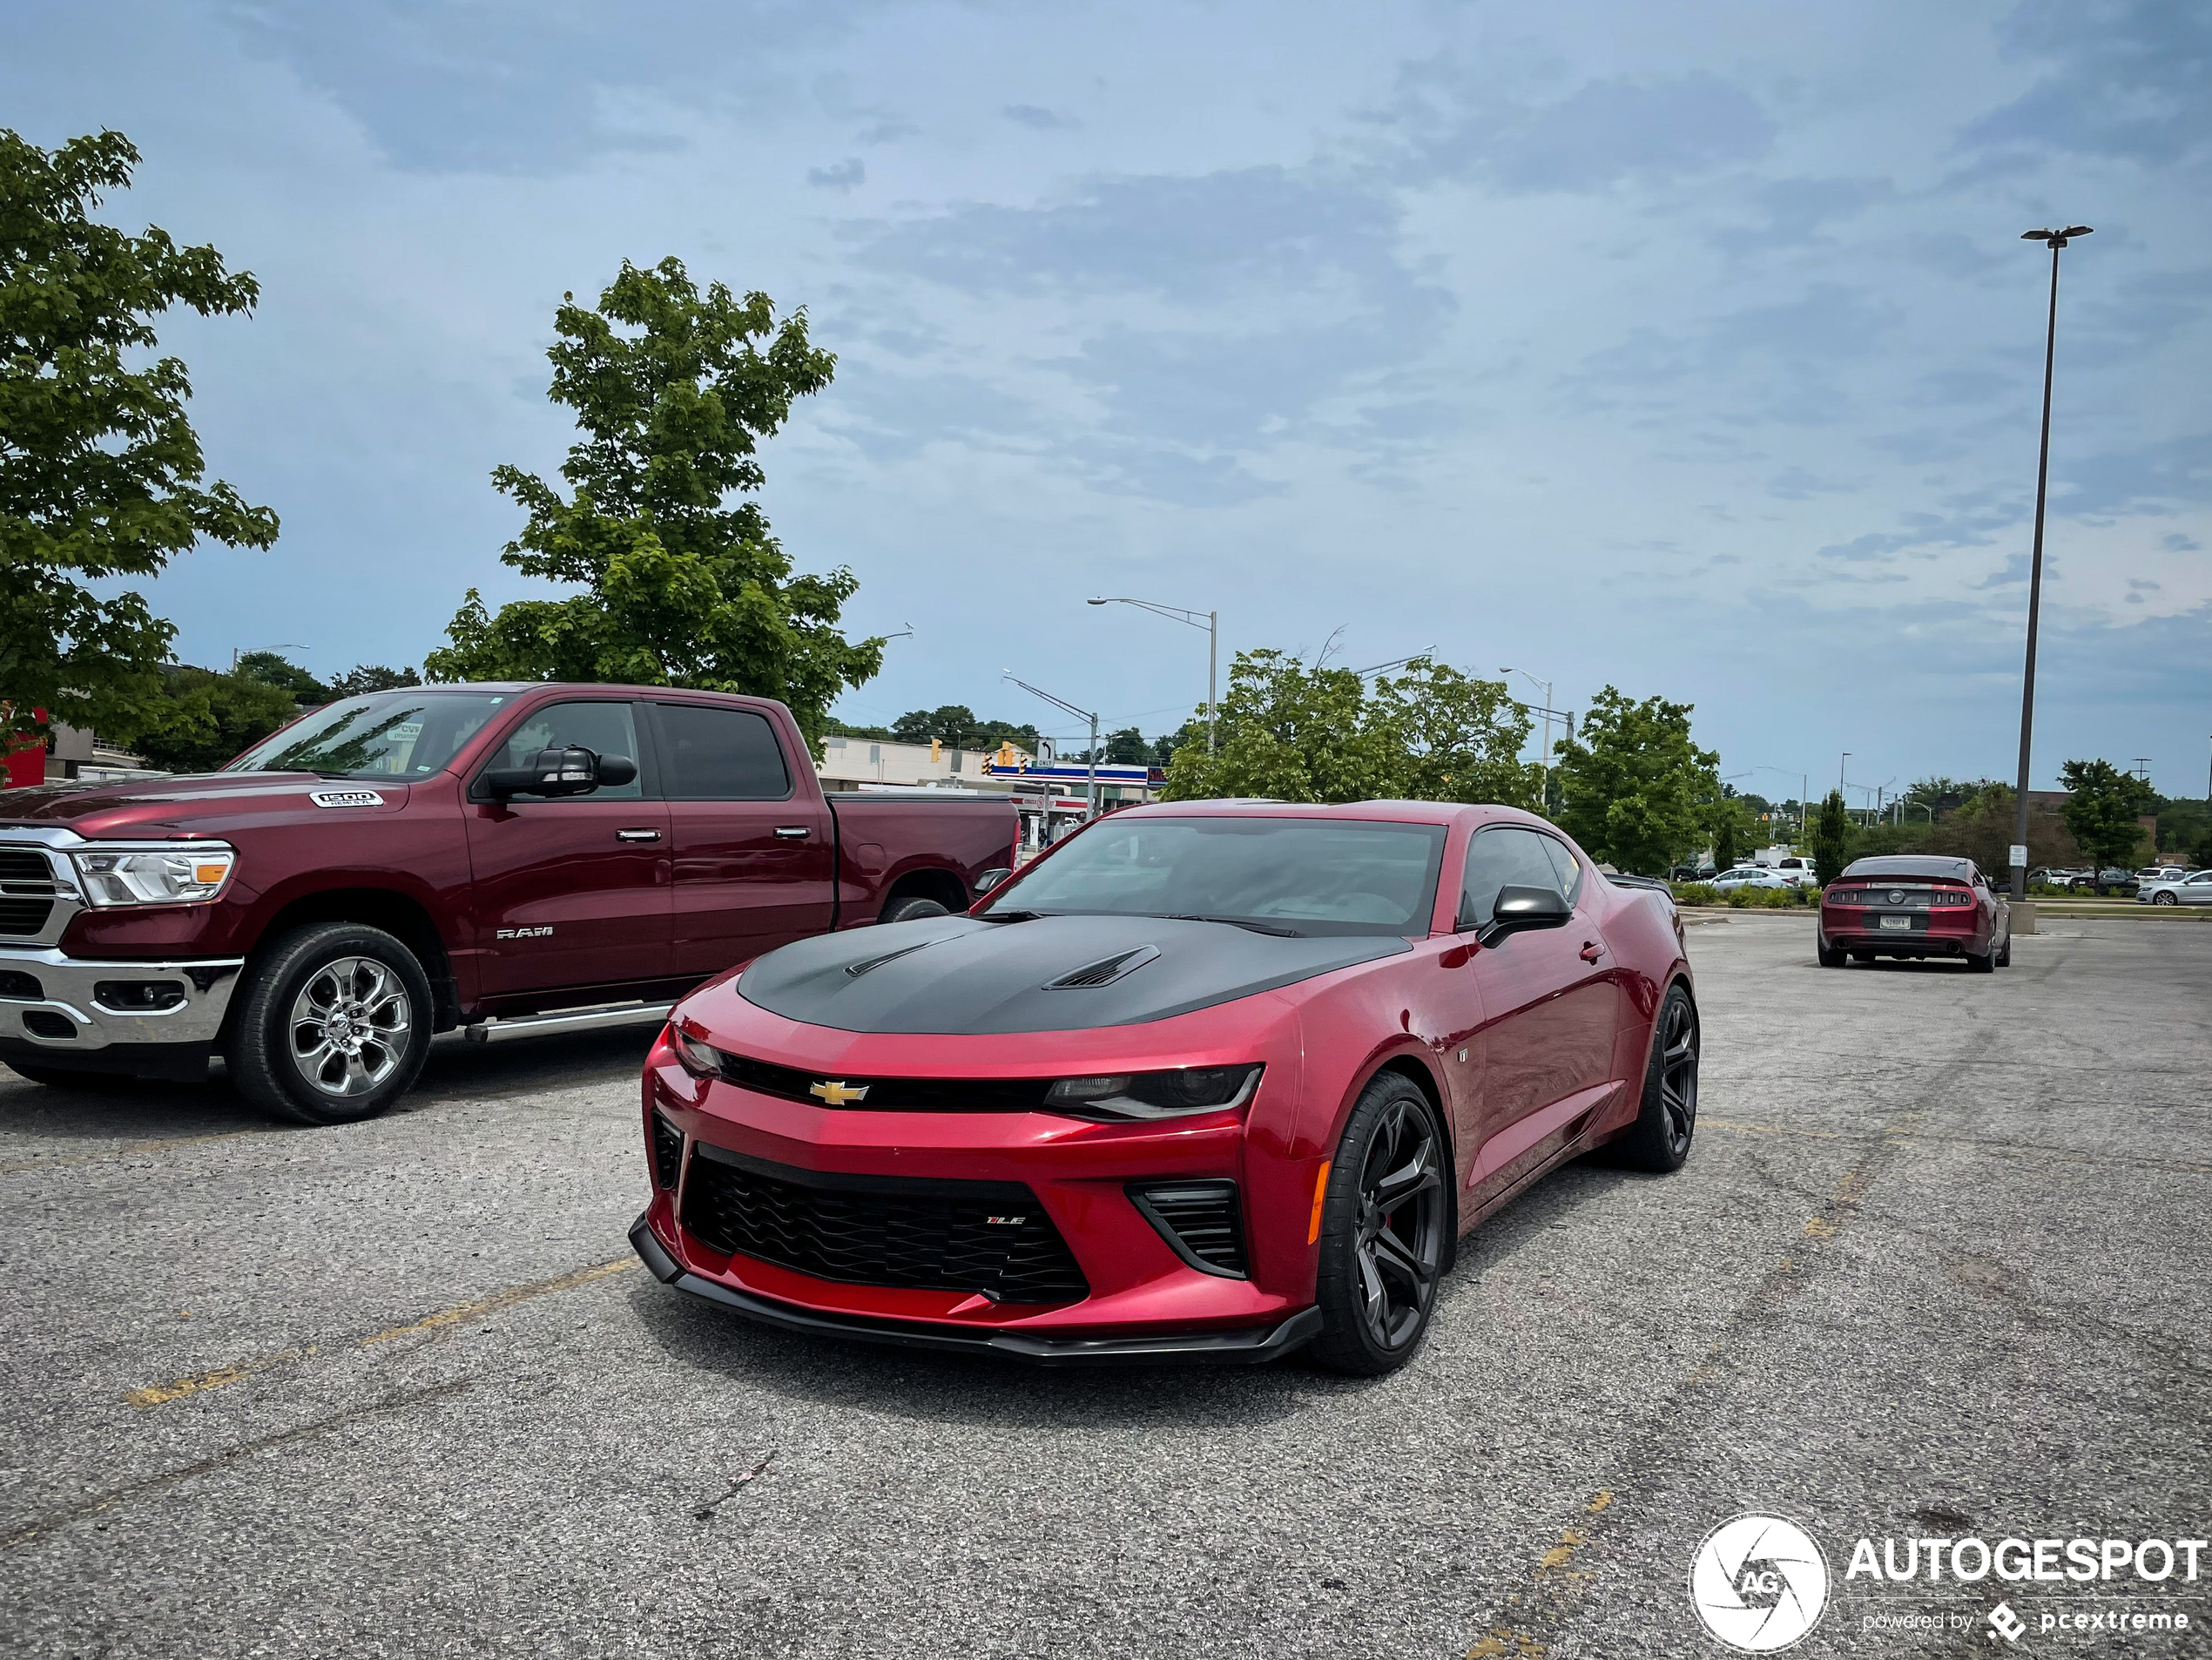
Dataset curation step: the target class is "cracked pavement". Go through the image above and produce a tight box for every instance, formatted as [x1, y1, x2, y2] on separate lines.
[2, 914, 2207, 1657]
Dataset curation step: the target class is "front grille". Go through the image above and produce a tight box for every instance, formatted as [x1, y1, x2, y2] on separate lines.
[0, 898, 52, 936]
[1128, 1180, 1249, 1277]
[691, 1042, 1053, 1112]
[0, 849, 51, 885]
[650, 1111, 685, 1189]
[680, 1143, 1089, 1304]
[0, 970, 42, 1001]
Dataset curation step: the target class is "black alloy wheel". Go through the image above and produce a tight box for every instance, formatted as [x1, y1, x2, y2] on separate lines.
[881, 894, 952, 924]
[1311, 1074, 1449, 1375]
[1614, 983, 1699, 1172]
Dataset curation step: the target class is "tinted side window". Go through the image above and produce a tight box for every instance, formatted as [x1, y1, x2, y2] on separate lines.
[1459, 827, 1566, 928]
[1537, 835, 1584, 905]
[656, 704, 792, 800]
[489, 701, 643, 800]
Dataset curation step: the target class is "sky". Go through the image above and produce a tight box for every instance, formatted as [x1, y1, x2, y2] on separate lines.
[6, 0, 2208, 803]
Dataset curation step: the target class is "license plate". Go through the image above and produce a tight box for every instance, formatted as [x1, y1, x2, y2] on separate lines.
[1879, 915, 1912, 931]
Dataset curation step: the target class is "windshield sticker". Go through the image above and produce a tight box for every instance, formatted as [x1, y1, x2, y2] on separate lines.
[310, 789, 386, 809]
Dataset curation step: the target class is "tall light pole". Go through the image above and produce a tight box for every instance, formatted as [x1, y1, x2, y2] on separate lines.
[2010, 224, 2093, 901]
[1004, 671, 1101, 818]
[1839, 752, 1850, 796]
[1087, 597, 1217, 753]
[1500, 667, 1555, 802]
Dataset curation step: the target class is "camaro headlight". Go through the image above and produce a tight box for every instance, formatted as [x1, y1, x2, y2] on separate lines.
[1044, 1064, 1263, 1122]
[669, 1025, 725, 1081]
[70, 847, 235, 907]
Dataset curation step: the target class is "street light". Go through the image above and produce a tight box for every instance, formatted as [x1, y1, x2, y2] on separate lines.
[1087, 597, 1217, 753]
[1004, 671, 1101, 818]
[2009, 223, 2093, 902]
[1500, 667, 1557, 802]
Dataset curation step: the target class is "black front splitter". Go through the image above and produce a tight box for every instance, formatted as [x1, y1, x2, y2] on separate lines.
[628, 1213, 1321, 1366]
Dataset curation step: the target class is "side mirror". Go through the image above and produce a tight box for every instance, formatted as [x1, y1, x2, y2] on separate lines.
[973, 867, 1013, 895]
[486, 745, 613, 800]
[1475, 884, 1571, 948]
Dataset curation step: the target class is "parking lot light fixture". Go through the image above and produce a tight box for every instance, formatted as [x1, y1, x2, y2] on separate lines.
[2010, 225, 2092, 901]
[1088, 597, 1217, 753]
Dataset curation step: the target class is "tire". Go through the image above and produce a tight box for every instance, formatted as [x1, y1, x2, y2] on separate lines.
[2155, 892, 2176, 906]
[1613, 982, 1699, 1173]
[1966, 945, 1996, 975]
[880, 894, 953, 924]
[1310, 1073, 1451, 1376]
[1849, 952, 1873, 964]
[225, 923, 434, 1126]
[1995, 933, 2013, 968]
[1817, 935, 1846, 968]
[3, 1062, 134, 1090]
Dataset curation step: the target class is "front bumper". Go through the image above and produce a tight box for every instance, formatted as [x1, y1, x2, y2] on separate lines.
[0, 946, 245, 1054]
[630, 1212, 1321, 1365]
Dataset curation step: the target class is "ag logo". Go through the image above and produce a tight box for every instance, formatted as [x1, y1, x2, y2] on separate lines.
[1689, 1515, 1830, 1652]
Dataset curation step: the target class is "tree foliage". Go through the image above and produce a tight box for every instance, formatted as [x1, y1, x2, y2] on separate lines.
[423, 258, 879, 749]
[1551, 687, 1720, 876]
[887, 705, 1040, 752]
[234, 650, 327, 705]
[0, 128, 278, 741]
[2058, 759, 2156, 873]
[1813, 791, 1851, 887]
[327, 664, 420, 698]
[132, 665, 297, 773]
[1160, 650, 1539, 807]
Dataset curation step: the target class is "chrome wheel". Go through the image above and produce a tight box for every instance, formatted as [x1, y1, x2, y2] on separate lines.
[1657, 993, 1698, 1157]
[287, 956, 412, 1098]
[1353, 1097, 1446, 1350]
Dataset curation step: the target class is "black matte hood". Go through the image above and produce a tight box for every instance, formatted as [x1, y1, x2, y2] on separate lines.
[736, 914, 1409, 1035]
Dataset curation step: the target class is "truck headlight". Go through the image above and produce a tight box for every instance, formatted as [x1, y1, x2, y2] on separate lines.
[70, 848, 236, 907]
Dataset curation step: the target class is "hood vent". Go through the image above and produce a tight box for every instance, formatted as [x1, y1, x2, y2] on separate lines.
[845, 940, 939, 978]
[1046, 944, 1160, 989]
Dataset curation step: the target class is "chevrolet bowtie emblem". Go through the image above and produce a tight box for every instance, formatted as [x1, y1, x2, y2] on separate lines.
[809, 1079, 869, 1106]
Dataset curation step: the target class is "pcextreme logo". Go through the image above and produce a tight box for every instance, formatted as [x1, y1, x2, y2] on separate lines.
[1689, 1515, 1831, 1652]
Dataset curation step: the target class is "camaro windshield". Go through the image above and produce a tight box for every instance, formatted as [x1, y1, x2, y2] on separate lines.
[226, 691, 515, 779]
[983, 816, 1447, 936]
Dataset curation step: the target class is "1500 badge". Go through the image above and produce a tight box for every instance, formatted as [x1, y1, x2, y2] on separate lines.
[496, 927, 554, 939]
[310, 789, 385, 808]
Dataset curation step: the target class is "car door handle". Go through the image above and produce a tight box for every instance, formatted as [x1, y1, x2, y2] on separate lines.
[1580, 940, 1605, 962]
[616, 828, 662, 842]
[774, 826, 811, 840]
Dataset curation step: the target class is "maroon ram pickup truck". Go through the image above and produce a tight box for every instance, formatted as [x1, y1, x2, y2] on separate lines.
[0, 684, 1015, 1124]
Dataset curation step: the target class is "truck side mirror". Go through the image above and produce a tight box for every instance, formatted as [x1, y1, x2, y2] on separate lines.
[1476, 884, 1571, 949]
[485, 745, 609, 800]
[973, 867, 1012, 895]
[595, 752, 637, 787]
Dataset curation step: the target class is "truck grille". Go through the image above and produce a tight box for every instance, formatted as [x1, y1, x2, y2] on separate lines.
[0, 898, 52, 936]
[0, 847, 57, 936]
[0, 850, 52, 885]
[680, 1143, 1089, 1305]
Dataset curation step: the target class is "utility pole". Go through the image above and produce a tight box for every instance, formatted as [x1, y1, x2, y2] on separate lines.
[2010, 224, 2092, 901]
[1088, 597, 1217, 753]
[1004, 671, 1102, 818]
[1501, 667, 1557, 805]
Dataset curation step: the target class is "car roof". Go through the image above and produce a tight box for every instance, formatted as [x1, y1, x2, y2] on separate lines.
[1113, 799, 1548, 831]
[1841, 855, 1974, 879]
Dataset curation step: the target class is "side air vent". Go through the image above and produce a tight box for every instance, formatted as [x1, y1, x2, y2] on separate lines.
[1046, 945, 1161, 989]
[1127, 1180, 1248, 1278]
[846, 940, 938, 977]
[650, 1111, 685, 1190]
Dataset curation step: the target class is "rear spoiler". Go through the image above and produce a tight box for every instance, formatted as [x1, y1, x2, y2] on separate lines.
[1605, 874, 1674, 895]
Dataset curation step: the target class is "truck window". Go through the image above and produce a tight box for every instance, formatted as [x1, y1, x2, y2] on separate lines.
[492, 701, 644, 800]
[654, 703, 792, 800]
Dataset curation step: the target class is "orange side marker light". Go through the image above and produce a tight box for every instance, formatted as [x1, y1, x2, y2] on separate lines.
[1307, 1160, 1332, 1244]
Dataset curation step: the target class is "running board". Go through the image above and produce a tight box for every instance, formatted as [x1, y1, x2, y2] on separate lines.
[462, 1000, 674, 1043]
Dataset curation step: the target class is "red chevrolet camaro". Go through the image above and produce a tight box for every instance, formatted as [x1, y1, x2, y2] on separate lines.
[629, 801, 1698, 1373]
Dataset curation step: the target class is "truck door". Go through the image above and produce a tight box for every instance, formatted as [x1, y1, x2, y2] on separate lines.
[462, 698, 671, 1000]
[648, 700, 835, 977]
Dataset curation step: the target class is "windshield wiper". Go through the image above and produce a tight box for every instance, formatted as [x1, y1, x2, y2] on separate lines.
[1163, 914, 1305, 937]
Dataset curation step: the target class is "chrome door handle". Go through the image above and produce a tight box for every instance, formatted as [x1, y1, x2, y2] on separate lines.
[616, 828, 662, 842]
[774, 826, 811, 839]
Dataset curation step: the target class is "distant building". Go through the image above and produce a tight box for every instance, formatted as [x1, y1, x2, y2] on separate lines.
[815, 734, 1032, 793]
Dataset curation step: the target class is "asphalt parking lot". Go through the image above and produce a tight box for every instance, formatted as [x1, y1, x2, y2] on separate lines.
[3, 914, 2208, 1658]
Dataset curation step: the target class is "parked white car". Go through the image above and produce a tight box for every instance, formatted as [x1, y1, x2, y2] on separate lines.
[1712, 865, 1792, 892]
[2138, 869, 2212, 906]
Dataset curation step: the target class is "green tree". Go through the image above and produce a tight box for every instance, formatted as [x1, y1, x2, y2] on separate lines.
[1162, 648, 1399, 803]
[327, 664, 420, 698]
[234, 650, 328, 705]
[1551, 687, 1721, 876]
[887, 705, 1040, 752]
[133, 665, 297, 773]
[1366, 658, 1541, 807]
[1812, 790, 1851, 887]
[423, 257, 879, 750]
[0, 129, 278, 743]
[1103, 725, 1149, 765]
[1710, 805, 1743, 872]
[2058, 759, 2156, 882]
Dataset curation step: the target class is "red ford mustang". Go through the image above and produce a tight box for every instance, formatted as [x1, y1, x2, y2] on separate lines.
[1817, 854, 2012, 972]
[629, 801, 1698, 1373]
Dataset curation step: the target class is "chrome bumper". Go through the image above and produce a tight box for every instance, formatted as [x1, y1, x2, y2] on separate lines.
[0, 947, 246, 1052]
